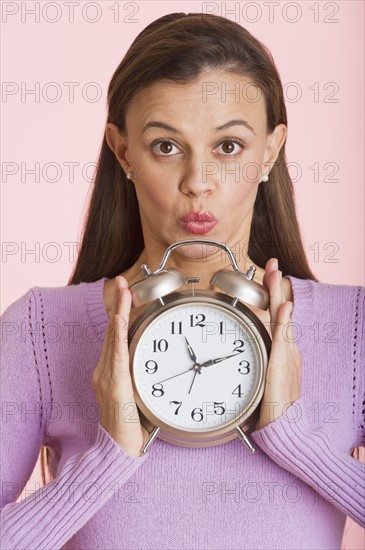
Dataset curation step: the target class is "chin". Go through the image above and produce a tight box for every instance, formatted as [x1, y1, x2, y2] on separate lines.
[162, 227, 223, 257]
[176, 241, 218, 261]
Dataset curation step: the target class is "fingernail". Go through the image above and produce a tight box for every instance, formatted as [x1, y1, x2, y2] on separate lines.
[273, 258, 278, 269]
[288, 301, 293, 313]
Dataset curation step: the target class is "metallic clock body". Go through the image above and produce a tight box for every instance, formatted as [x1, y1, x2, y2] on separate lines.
[126, 239, 272, 454]
[128, 289, 271, 452]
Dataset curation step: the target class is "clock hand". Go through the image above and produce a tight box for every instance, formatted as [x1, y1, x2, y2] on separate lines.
[188, 368, 202, 395]
[155, 337, 201, 386]
[184, 336, 199, 364]
[155, 365, 196, 385]
[155, 351, 243, 385]
[199, 351, 244, 368]
[183, 336, 202, 394]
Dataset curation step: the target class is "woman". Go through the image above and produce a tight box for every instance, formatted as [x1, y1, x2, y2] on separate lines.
[1, 12, 364, 550]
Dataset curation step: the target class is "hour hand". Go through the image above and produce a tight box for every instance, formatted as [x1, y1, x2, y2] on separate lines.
[184, 336, 198, 364]
[199, 351, 243, 368]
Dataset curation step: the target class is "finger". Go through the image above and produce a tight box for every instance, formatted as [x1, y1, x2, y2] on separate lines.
[104, 282, 130, 379]
[112, 276, 130, 348]
[118, 285, 132, 347]
[265, 301, 293, 388]
[113, 287, 132, 376]
[272, 301, 293, 345]
[116, 275, 129, 288]
[97, 276, 128, 379]
[262, 257, 277, 289]
[112, 311, 133, 386]
[113, 308, 145, 449]
[267, 269, 284, 338]
[93, 278, 120, 382]
[284, 303, 295, 345]
[110, 290, 136, 405]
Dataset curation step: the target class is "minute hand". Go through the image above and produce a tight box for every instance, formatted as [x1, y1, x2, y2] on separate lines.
[199, 351, 243, 368]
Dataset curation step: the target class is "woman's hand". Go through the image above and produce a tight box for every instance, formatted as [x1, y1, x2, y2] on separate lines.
[254, 258, 303, 431]
[91, 276, 150, 457]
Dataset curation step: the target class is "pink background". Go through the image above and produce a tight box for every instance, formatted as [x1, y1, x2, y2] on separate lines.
[1, 1, 364, 546]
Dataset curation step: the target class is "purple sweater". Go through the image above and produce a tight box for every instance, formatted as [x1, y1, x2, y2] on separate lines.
[1, 275, 364, 549]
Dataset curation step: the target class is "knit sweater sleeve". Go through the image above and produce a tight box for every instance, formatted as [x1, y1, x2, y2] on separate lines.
[250, 398, 365, 527]
[0, 289, 149, 550]
[250, 287, 365, 528]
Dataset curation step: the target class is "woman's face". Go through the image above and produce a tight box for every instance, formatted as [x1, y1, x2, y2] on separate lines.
[106, 69, 286, 261]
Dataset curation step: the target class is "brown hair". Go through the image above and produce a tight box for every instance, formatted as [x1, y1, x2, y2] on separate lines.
[40, 12, 318, 484]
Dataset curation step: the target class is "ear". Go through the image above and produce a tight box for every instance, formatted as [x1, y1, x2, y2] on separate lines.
[105, 123, 131, 174]
[261, 123, 287, 178]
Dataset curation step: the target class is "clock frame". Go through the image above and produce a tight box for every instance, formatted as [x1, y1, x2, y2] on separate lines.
[128, 289, 271, 452]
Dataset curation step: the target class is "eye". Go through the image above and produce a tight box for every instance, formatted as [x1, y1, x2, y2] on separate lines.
[150, 137, 245, 157]
[151, 140, 180, 156]
[216, 139, 245, 155]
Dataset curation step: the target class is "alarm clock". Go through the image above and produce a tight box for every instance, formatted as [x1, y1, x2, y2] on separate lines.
[127, 239, 271, 454]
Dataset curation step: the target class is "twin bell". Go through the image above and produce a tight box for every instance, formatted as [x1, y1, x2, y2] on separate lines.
[128, 239, 270, 311]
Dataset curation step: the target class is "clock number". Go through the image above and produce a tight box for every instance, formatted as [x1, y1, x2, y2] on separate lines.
[145, 360, 158, 374]
[238, 360, 250, 375]
[191, 407, 204, 422]
[151, 383, 164, 397]
[233, 339, 245, 353]
[170, 321, 183, 334]
[232, 384, 243, 398]
[190, 314, 206, 327]
[152, 339, 168, 352]
[170, 400, 182, 415]
[213, 401, 225, 415]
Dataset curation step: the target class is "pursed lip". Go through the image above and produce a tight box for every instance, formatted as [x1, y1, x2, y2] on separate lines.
[178, 211, 218, 235]
[179, 210, 217, 223]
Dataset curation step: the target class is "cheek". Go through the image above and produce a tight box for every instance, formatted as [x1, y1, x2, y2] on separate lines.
[238, 146, 265, 182]
[222, 148, 264, 190]
[225, 177, 258, 207]
[129, 149, 175, 207]
[134, 180, 174, 213]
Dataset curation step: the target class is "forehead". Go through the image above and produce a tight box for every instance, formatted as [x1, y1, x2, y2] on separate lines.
[125, 69, 267, 133]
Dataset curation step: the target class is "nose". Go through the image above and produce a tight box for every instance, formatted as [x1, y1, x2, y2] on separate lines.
[179, 154, 216, 198]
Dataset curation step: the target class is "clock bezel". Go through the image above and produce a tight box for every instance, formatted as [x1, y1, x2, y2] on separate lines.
[128, 289, 272, 448]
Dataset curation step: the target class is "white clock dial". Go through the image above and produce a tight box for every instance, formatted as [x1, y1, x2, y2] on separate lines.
[132, 302, 262, 432]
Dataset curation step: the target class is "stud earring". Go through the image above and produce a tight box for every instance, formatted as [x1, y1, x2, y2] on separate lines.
[261, 174, 269, 183]
[126, 171, 133, 180]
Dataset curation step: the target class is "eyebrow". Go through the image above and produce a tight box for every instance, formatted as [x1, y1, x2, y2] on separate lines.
[142, 118, 256, 135]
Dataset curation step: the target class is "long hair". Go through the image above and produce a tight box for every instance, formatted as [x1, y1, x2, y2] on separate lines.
[40, 12, 318, 484]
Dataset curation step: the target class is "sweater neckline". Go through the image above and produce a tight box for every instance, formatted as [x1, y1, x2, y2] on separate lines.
[82, 275, 314, 345]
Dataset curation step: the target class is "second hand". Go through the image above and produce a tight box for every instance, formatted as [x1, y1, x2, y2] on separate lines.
[155, 365, 198, 385]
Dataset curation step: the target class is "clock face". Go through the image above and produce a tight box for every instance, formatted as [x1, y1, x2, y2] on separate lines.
[130, 301, 264, 433]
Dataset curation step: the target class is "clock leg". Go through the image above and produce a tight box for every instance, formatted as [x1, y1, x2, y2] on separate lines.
[235, 425, 255, 453]
[140, 425, 160, 454]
